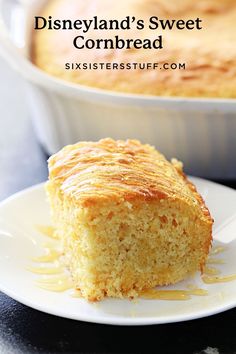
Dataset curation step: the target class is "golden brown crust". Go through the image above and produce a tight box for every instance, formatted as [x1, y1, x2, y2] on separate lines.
[173, 167, 213, 263]
[33, 0, 236, 98]
[48, 138, 212, 228]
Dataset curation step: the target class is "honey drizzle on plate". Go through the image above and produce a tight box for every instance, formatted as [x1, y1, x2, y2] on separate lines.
[206, 246, 226, 265]
[210, 246, 226, 255]
[30, 228, 73, 292]
[188, 288, 208, 296]
[206, 258, 225, 265]
[203, 266, 221, 276]
[36, 225, 59, 239]
[36, 276, 73, 292]
[27, 266, 63, 275]
[31, 249, 61, 263]
[202, 274, 236, 284]
[140, 288, 208, 300]
[202, 246, 236, 284]
[71, 290, 82, 298]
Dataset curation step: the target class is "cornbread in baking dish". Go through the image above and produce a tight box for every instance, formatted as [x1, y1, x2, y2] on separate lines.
[46, 138, 213, 301]
[32, 0, 236, 98]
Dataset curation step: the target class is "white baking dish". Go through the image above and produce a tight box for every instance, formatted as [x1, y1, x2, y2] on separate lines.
[0, 0, 236, 178]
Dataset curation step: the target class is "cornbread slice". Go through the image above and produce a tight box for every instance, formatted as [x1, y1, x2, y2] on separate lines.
[46, 138, 213, 301]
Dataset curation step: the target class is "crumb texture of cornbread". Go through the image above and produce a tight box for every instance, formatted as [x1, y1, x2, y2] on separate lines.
[46, 138, 213, 301]
[33, 0, 236, 98]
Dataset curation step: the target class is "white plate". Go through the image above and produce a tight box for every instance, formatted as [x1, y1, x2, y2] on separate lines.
[0, 177, 236, 326]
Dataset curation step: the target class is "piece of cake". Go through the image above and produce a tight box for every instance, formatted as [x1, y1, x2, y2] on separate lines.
[46, 138, 213, 301]
[32, 0, 236, 98]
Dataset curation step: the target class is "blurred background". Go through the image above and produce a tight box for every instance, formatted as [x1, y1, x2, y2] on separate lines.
[0, 55, 47, 200]
[1, 49, 236, 193]
[1, 52, 236, 204]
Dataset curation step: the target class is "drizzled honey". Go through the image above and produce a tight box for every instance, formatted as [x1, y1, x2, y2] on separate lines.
[203, 267, 221, 276]
[210, 246, 226, 255]
[206, 258, 225, 265]
[36, 276, 73, 292]
[32, 249, 61, 263]
[202, 274, 236, 284]
[35, 225, 59, 239]
[27, 266, 63, 275]
[140, 288, 208, 300]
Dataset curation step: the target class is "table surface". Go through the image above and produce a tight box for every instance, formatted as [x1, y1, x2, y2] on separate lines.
[1, 59, 236, 354]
